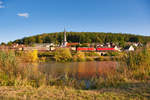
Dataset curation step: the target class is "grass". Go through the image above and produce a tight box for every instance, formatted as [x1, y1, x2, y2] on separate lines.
[0, 82, 150, 100]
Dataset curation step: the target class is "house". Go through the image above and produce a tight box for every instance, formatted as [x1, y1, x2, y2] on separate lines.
[114, 46, 121, 51]
[133, 43, 138, 47]
[8, 44, 25, 50]
[105, 43, 111, 48]
[22, 43, 58, 51]
[16, 45, 25, 51]
[96, 44, 104, 48]
[23, 47, 50, 51]
[124, 45, 134, 51]
[33, 43, 52, 47]
[11, 43, 19, 48]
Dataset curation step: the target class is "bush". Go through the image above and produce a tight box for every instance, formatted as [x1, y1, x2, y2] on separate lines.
[22, 50, 38, 62]
[86, 56, 94, 61]
[38, 51, 54, 57]
[95, 56, 104, 61]
[54, 48, 72, 62]
[85, 52, 100, 56]
[107, 51, 119, 56]
[73, 52, 86, 62]
[39, 57, 46, 62]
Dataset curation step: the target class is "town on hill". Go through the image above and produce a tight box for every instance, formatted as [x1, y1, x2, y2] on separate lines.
[0, 30, 147, 54]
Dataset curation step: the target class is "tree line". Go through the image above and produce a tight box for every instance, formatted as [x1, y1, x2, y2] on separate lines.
[10, 32, 150, 46]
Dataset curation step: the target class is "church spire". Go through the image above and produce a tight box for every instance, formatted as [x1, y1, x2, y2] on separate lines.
[64, 28, 67, 43]
[61, 28, 68, 47]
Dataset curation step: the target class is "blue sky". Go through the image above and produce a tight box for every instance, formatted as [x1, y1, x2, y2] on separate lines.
[0, 0, 150, 43]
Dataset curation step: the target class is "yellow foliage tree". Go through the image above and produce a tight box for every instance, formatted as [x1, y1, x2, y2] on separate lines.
[54, 48, 72, 62]
[24, 50, 38, 62]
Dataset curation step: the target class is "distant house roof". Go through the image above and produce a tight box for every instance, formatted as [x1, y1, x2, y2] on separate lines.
[124, 45, 131, 49]
[124, 45, 134, 51]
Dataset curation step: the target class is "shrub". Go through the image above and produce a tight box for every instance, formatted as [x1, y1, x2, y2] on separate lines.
[73, 52, 86, 62]
[54, 48, 72, 62]
[22, 50, 38, 62]
[95, 56, 104, 61]
[85, 52, 100, 56]
[107, 51, 119, 56]
[38, 51, 54, 57]
[86, 56, 94, 61]
[39, 57, 46, 62]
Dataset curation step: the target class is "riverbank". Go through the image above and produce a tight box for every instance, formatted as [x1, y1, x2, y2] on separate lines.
[0, 82, 150, 100]
[37, 49, 123, 62]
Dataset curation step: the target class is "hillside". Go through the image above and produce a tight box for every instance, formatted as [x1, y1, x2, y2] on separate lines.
[12, 32, 150, 46]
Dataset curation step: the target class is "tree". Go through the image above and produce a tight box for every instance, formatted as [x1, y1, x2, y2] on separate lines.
[129, 37, 140, 43]
[36, 36, 43, 43]
[7, 41, 13, 46]
[1, 42, 6, 46]
[11, 32, 150, 45]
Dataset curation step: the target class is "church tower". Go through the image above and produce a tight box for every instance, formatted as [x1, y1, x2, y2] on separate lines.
[61, 28, 68, 47]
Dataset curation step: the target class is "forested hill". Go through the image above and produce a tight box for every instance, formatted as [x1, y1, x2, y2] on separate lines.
[12, 32, 150, 46]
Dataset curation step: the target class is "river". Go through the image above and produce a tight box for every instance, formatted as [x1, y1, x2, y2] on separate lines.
[37, 61, 120, 79]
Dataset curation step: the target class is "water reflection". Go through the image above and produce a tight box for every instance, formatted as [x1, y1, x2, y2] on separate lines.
[38, 61, 118, 79]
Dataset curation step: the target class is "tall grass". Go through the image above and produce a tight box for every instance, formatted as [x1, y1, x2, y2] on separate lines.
[0, 50, 45, 87]
[123, 48, 150, 80]
[0, 51, 18, 78]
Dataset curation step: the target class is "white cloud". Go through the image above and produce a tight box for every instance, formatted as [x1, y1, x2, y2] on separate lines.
[0, 1, 3, 5]
[0, 1, 5, 8]
[17, 13, 29, 18]
[0, 5, 5, 8]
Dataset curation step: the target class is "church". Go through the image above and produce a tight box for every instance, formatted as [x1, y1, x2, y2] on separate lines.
[61, 28, 68, 47]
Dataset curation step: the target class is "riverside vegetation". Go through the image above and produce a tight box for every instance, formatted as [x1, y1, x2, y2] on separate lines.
[0, 48, 150, 99]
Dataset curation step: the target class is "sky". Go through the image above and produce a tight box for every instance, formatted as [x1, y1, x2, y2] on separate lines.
[0, 0, 150, 43]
